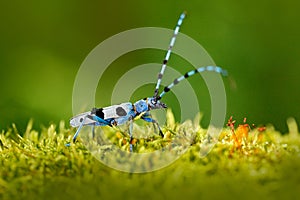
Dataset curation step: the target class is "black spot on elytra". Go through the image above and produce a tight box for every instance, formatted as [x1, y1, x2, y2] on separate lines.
[116, 107, 127, 116]
[95, 108, 104, 119]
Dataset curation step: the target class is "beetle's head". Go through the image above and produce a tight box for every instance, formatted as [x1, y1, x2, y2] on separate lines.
[146, 97, 167, 110]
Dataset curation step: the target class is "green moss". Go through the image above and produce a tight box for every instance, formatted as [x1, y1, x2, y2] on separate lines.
[0, 114, 300, 200]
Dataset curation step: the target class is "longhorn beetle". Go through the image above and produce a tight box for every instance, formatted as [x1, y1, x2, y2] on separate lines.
[68, 12, 228, 151]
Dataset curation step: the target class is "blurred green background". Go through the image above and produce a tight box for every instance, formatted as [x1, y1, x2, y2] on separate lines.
[0, 0, 299, 133]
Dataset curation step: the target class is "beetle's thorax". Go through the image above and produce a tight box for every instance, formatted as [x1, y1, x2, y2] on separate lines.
[133, 99, 148, 114]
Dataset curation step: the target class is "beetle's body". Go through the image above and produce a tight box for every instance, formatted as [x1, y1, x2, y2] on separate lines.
[71, 98, 166, 128]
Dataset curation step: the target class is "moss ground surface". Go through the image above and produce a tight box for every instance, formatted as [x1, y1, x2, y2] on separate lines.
[1, 113, 300, 200]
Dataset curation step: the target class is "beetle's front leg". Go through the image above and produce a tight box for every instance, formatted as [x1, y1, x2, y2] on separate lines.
[141, 112, 164, 137]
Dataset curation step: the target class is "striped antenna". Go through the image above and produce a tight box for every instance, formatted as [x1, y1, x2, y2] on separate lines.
[153, 11, 187, 98]
[158, 66, 228, 99]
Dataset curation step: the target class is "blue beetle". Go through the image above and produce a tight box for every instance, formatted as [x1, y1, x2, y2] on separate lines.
[68, 12, 227, 151]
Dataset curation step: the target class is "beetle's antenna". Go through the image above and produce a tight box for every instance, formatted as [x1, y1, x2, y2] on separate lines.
[158, 66, 227, 99]
[153, 11, 187, 100]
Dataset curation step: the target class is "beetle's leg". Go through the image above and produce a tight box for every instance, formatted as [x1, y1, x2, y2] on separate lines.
[141, 113, 164, 137]
[66, 115, 110, 147]
[65, 115, 87, 146]
[72, 115, 88, 143]
[91, 124, 95, 139]
[129, 116, 134, 152]
[145, 112, 158, 133]
[88, 115, 111, 126]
